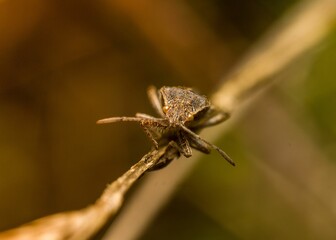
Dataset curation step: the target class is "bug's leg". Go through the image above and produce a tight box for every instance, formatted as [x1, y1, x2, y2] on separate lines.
[180, 124, 235, 166]
[147, 85, 165, 117]
[189, 135, 211, 154]
[169, 132, 192, 158]
[140, 118, 169, 149]
[201, 111, 230, 127]
[169, 141, 192, 158]
[178, 132, 192, 157]
[193, 110, 230, 129]
[140, 122, 160, 149]
[148, 141, 180, 171]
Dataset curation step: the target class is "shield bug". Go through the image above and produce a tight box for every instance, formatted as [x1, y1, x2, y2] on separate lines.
[97, 86, 235, 166]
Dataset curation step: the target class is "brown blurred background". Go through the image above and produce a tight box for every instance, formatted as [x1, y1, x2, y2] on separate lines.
[2, 0, 336, 239]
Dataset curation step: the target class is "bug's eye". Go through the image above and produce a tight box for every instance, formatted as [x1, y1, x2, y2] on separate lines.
[186, 113, 194, 121]
[162, 106, 169, 113]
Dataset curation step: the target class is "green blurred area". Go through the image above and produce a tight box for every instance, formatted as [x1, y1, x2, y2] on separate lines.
[1, 0, 336, 239]
[303, 31, 336, 148]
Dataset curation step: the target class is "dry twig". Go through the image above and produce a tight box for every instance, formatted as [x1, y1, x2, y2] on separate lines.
[0, 146, 178, 240]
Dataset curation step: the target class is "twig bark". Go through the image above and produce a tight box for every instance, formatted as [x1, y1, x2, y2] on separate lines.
[0, 146, 178, 240]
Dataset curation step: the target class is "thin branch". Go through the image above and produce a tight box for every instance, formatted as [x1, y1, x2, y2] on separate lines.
[0, 146, 178, 240]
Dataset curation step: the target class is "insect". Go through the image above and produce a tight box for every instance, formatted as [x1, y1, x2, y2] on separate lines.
[97, 86, 235, 166]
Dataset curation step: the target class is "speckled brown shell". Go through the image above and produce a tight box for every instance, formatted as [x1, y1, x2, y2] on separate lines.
[160, 86, 210, 124]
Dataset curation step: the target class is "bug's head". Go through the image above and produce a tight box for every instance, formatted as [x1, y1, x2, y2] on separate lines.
[160, 86, 210, 125]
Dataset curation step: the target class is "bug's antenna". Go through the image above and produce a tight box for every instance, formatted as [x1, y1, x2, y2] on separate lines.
[97, 117, 144, 124]
[180, 124, 235, 166]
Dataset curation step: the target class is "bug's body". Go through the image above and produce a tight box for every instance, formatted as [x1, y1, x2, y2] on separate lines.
[97, 86, 235, 168]
[160, 87, 210, 126]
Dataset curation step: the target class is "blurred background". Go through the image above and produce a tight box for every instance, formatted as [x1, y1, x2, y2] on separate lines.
[1, 0, 336, 239]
